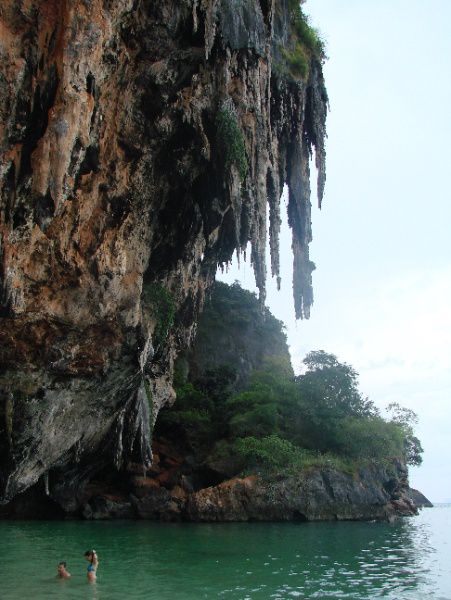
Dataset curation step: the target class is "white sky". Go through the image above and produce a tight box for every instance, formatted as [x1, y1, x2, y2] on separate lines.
[218, 0, 451, 503]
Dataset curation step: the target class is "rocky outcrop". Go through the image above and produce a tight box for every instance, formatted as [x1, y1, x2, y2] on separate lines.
[187, 462, 417, 522]
[0, 431, 416, 522]
[0, 1, 327, 509]
[407, 488, 433, 508]
[65, 454, 419, 522]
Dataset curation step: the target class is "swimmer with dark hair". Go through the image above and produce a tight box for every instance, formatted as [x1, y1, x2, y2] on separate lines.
[84, 549, 99, 582]
[57, 561, 71, 579]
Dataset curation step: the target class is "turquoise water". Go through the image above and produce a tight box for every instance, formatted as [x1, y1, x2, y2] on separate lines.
[0, 505, 450, 599]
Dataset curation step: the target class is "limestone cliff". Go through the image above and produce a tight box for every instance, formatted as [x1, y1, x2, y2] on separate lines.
[183, 280, 292, 388]
[0, 0, 327, 509]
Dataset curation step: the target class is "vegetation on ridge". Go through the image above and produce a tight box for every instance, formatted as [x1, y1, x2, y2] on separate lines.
[277, 1, 326, 81]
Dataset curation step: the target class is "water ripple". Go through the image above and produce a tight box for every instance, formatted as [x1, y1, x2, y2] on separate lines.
[0, 506, 450, 599]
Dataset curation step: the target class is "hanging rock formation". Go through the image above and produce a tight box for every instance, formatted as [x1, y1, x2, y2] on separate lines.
[0, 0, 327, 510]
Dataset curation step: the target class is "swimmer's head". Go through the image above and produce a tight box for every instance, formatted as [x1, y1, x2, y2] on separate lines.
[84, 549, 96, 561]
[57, 561, 67, 574]
[57, 561, 71, 579]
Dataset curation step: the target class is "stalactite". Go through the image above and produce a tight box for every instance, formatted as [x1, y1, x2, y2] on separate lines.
[198, 3, 328, 319]
[122, 383, 153, 471]
[202, 0, 220, 60]
[287, 127, 314, 320]
[113, 408, 126, 471]
[267, 168, 281, 289]
[304, 61, 328, 210]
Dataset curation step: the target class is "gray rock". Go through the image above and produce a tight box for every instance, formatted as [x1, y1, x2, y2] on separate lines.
[218, 0, 266, 55]
[187, 462, 417, 522]
[131, 488, 183, 520]
[407, 487, 433, 508]
[83, 496, 135, 520]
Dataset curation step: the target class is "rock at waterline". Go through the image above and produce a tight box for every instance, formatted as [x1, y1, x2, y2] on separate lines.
[407, 488, 433, 508]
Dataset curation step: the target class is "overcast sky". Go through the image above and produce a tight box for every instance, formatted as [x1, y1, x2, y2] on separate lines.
[219, 0, 451, 502]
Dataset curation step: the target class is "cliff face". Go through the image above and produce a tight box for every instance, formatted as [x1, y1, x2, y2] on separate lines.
[0, 1, 327, 508]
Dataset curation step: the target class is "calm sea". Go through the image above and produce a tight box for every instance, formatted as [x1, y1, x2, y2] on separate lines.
[0, 504, 450, 599]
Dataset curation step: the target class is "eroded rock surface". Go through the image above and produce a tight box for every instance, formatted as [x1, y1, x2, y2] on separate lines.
[187, 462, 417, 522]
[0, 0, 327, 508]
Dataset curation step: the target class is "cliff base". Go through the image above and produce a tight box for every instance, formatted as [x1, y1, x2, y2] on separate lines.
[0, 437, 418, 522]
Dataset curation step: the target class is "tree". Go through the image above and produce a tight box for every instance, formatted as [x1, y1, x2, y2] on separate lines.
[293, 351, 378, 452]
[336, 416, 404, 461]
[386, 402, 424, 466]
[298, 351, 378, 418]
[222, 357, 296, 439]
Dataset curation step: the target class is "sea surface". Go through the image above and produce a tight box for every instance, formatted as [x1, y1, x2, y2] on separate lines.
[0, 504, 450, 600]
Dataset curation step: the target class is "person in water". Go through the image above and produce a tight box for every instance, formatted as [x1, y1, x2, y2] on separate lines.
[57, 561, 71, 579]
[84, 549, 99, 582]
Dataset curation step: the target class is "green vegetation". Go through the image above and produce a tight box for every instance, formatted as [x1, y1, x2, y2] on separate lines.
[190, 281, 290, 387]
[281, 44, 309, 80]
[386, 402, 424, 467]
[289, 0, 325, 58]
[156, 283, 423, 479]
[276, 1, 326, 81]
[217, 435, 354, 476]
[142, 283, 175, 350]
[157, 382, 215, 450]
[215, 108, 248, 182]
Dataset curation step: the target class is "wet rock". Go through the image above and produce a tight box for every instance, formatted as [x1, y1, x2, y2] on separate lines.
[180, 475, 195, 494]
[170, 485, 188, 501]
[130, 475, 161, 499]
[157, 468, 181, 489]
[0, 481, 65, 519]
[83, 495, 135, 520]
[188, 476, 258, 521]
[131, 488, 183, 520]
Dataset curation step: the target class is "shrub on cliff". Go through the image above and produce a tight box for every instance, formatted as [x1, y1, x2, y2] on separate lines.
[215, 107, 248, 182]
[225, 361, 295, 439]
[234, 435, 304, 471]
[221, 350, 423, 470]
[275, 1, 326, 81]
[288, 1, 325, 59]
[188, 281, 291, 388]
[156, 383, 215, 450]
[208, 435, 354, 477]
